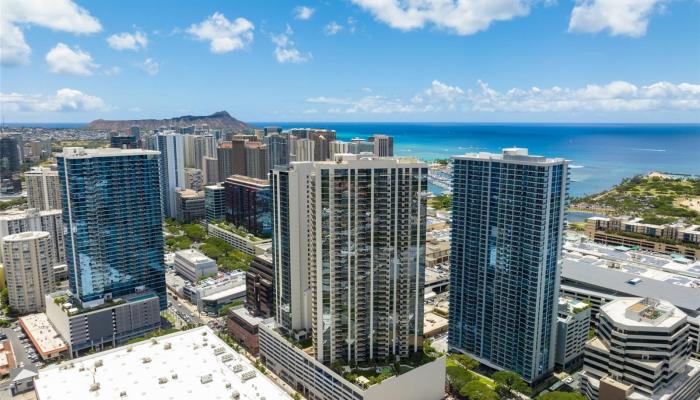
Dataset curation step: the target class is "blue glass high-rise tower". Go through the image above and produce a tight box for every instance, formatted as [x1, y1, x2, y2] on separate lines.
[448, 148, 568, 383]
[57, 147, 167, 310]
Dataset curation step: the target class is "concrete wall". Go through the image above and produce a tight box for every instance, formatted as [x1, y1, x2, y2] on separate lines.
[364, 356, 446, 400]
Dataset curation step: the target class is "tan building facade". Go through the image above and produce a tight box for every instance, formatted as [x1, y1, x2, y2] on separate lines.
[1, 231, 55, 314]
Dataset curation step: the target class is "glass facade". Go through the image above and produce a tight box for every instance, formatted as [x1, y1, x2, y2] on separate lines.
[448, 150, 568, 383]
[58, 149, 167, 310]
[224, 176, 272, 238]
[204, 184, 226, 223]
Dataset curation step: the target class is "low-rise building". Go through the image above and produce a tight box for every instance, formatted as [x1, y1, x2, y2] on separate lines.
[173, 249, 217, 282]
[425, 239, 449, 268]
[9, 366, 38, 396]
[0, 340, 15, 376]
[555, 297, 590, 371]
[45, 290, 161, 357]
[423, 311, 448, 338]
[259, 321, 446, 400]
[582, 297, 698, 400]
[586, 216, 700, 260]
[34, 326, 292, 400]
[207, 222, 271, 256]
[182, 271, 247, 315]
[18, 313, 68, 360]
[226, 307, 269, 355]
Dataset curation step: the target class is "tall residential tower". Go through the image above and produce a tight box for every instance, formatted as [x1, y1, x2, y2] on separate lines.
[271, 154, 428, 364]
[157, 133, 186, 219]
[448, 148, 568, 383]
[57, 147, 166, 309]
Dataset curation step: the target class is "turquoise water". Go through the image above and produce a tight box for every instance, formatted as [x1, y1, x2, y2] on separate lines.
[9, 122, 700, 196]
[258, 123, 700, 196]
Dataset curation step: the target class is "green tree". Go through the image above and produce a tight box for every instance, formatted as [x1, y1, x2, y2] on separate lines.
[200, 243, 224, 259]
[492, 371, 531, 398]
[459, 381, 498, 400]
[447, 365, 474, 392]
[452, 354, 479, 370]
[537, 392, 586, 400]
[182, 224, 206, 241]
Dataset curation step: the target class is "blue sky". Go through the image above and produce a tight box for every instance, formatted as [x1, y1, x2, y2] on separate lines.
[1, 0, 699, 123]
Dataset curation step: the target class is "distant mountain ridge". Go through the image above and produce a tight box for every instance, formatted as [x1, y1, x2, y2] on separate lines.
[85, 111, 248, 131]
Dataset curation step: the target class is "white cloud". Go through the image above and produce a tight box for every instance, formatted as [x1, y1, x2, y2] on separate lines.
[45, 43, 97, 75]
[136, 58, 159, 75]
[423, 80, 465, 102]
[324, 21, 343, 36]
[272, 26, 312, 64]
[0, 0, 101, 66]
[107, 31, 148, 50]
[187, 12, 254, 53]
[294, 6, 315, 20]
[350, 0, 529, 35]
[306, 80, 700, 115]
[103, 66, 122, 76]
[569, 0, 666, 37]
[1, 88, 106, 112]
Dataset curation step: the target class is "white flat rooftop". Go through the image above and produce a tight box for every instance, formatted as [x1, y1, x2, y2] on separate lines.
[19, 313, 67, 356]
[601, 297, 686, 329]
[175, 249, 215, 265]
[35, 326, 292, 400]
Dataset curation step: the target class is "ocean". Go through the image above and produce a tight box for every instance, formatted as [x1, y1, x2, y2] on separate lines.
[7, 122, 700, 196]
[257, 123, 700, 196]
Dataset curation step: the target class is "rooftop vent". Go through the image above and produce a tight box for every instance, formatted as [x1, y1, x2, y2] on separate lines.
[142, 357, 152, 364]
[94, 360, 103, 368]
[120, 391, 127, 397]
[164, 343, 172, 350]
[172, 373, 178, 379]
[240, 371, 256, 381]
[89, 383, 100, 392]
[200, 374, 213, 384]
[158, 377, 168, 384]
